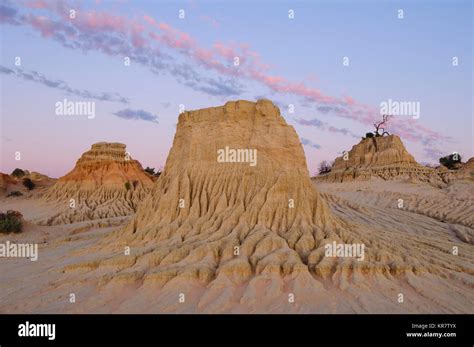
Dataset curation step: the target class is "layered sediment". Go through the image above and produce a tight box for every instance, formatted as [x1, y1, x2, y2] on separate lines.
[315, 135, 448, 183]
[41, 142, 153, 224]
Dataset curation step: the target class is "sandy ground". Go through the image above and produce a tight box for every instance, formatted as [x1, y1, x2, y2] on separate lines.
[0, 178, 473, 313]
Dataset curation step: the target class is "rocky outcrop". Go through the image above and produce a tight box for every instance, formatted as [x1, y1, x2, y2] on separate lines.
[0, 171, 55, 197]
[79, 100, 349, 292]
[454, 157, 474, 180]
[123, 99, 333, 239]
[41, 142, 153, 224]
[463, 157, 474, 169]
[315, 135, 448, 183]
[0, 173, 16, 194]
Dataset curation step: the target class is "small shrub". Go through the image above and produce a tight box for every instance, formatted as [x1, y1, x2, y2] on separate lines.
[145, 167, 162, 177]
[11, 168, 25, 178]
[318, 160, 332, 175]
[22, 178, 35, 190]
[7, 191, 23, 197]
[439, 153, 462, 170]
[144, 167, 155, 176]
[124, 181, 131, 190]
[0, 210, 23, 233]
[132, 180, 139, 188]
[365, 132, 374, 138]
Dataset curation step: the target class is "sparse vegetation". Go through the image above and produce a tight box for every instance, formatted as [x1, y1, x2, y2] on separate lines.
[0, 210, 23, 233]
[362, 115, 393, 139]
[11, 168, 26, 178]
[318, 160, 333, 175]
[22, 178, 35, 190]
[7, 191, 23, 197]
[439, 153, 462, 170]
[144, 166, 162, 177]
[144, 167, 155, 175]
[124, 181, 131, 190]
[373, 114, 393, 137]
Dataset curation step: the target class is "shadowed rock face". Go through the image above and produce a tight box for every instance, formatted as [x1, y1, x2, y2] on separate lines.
[41, 142, 153, 224]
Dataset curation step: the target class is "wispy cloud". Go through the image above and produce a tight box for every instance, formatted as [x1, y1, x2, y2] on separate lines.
[0, 1, 21, 25]
[113, 108, 158, 123]
[301, 138, 321, 149]
[423, 147, 446, 162]
[0, 1, 242, 97]
[200, 15, 220, 28]
[0, 65, 129, 104]
[295, 117, 360, 138]
[0, 0, 450, 157]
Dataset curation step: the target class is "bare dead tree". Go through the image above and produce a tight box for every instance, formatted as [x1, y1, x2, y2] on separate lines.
[373, 114, 393, 136]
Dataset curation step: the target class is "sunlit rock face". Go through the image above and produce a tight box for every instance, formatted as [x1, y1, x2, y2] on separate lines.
[42, 142, 153, 224]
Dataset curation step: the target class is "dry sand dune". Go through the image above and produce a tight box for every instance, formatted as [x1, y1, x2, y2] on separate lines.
[0, 100, 472, 313]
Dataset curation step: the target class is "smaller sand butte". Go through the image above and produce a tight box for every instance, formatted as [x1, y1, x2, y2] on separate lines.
[41, 142, 153, 225]
[315, 135, 455, 184]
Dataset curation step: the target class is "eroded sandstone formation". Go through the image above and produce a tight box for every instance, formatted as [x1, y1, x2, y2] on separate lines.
[315, 135, 448, 183]
[0, 171, 55, 197]
[24, 100, 474, 313]
[0, 173, 16, 195]
[90, 100, 349, 290]
[124, 99, 333, 238]
[41, 142, 153, 224]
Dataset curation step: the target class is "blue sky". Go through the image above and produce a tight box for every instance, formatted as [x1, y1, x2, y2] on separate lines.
[1, 0, 472, 177]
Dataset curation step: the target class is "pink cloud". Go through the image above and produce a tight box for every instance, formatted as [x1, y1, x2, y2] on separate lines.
[76, 11, 127, 33]
[157, 23, 195, 51]
[10, 3, 449, 150]
[213, 42, 236, 60]
[25, 15, 58, 37]
[143, 14, 159, 28]
[25, 0, 49, 9]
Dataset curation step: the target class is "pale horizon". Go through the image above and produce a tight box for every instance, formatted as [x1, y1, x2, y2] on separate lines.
[1, 0, 472, 178]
